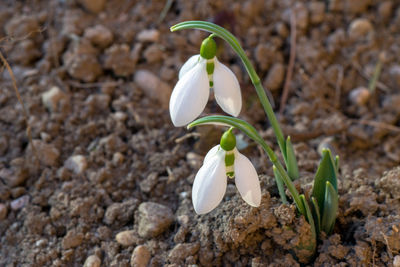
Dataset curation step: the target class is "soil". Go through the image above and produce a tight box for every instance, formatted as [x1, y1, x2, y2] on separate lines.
[1, 0, 400, 266]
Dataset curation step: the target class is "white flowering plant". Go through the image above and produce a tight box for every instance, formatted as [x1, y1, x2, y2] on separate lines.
[169, 21, 338, 258]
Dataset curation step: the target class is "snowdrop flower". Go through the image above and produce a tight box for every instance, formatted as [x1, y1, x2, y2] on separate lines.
[169, 37, 242, 126]
[192, 129, 261, 214]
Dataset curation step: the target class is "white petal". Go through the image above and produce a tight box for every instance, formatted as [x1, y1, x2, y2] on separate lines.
[204, 145, 220, 163]
[192, 150, 227, 214]
[234, 150, 261, 207]
[213, 58, 242, 116]
[179, 55, 201, 79]
[169, 60, 209, 126]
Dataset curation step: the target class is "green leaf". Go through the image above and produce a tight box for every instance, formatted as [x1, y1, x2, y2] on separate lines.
[310, 196, 321, 238]
[273, 165, 288, 204]
[284, 136, 299, 180]
[311, 148, 338, 216]
[334, 155, 340, 173]
[321, 181, 338, 235]
[188, 115, 265, 145]
[299, 195, 317, 256]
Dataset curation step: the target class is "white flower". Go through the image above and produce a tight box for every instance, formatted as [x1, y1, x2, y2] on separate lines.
[169, 55, 242, 127]
[192, 145, 261, 214]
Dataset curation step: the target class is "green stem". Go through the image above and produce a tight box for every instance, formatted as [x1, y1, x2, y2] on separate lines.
[171, 21, 286, 157]
[258, 140, 304, 216]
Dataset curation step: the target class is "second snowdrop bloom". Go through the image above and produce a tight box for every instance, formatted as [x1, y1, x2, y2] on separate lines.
[192, 129, 261, 214]
[169, 37, 242, 127]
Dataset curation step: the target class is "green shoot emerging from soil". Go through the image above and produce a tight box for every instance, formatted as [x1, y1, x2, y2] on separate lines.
[170, 20, 339, 261]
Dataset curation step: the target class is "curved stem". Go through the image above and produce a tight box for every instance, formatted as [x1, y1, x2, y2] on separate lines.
[171, 21, 286, 155]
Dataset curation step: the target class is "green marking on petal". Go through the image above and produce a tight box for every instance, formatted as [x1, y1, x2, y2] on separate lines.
[225, 152, 235, 167]
[206, 61, 215, 75]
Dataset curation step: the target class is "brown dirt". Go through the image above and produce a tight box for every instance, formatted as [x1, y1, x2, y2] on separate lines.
[1, 0, 400, 266]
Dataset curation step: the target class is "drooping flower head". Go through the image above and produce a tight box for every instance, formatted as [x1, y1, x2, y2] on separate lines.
[169, 36, 242, 126]
[192, 128, 261, 214]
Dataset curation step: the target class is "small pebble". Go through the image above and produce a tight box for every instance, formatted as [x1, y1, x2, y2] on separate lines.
[83, 255, 101, 267]
[0, 203, 8, 220]
[64, 155, 88, 174]
[84, 25, 113, 48]
[345, 0, 371, 14]
[263, 62, 285, 91]
[10, 195, 29, 210]
[32, 140, 60, 167]
[131, 245, 151, 267]
[349, 87, 371, 106]
[134, 70, 172, 109]
[137, 29, 160, 42]
[104, 44, 137, 77]
[77, 0, 106, 13]
[309, 1, 325, 24]
[116, 230, 138, 246]
[137, 202, 174, 238]
[62, 230, 84, 249]
[348, 18, 373, 39]
[379, 1, 393, 21]
[394, 255, 400, 267]
[168, 243, 200, 262]
[41, 86, 69, 113]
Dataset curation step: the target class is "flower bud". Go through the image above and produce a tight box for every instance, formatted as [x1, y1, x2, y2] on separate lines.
[200, 37, 217, 60]
[220, 128, 236, 151]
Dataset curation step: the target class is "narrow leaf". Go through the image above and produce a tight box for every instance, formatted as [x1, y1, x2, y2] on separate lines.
[321, 181, 338, 235]
[334, 155, 340, 173]
[300, 195, 317, 252]
[284, 136, 299, 180]
[311, 148, 338, 215]
[273, 165, 288, 204]
[310, 196, 321, 238]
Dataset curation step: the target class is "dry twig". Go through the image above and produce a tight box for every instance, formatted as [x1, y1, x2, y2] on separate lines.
[0, 51, 39, 163]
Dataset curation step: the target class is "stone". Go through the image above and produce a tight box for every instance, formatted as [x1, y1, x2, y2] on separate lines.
[263, 63, 285, 91]
[348, 87, 371, 106]
[84, 25, 113, 49]
[32, 140, 60, 167]
[348, 18, 373, 40]
[0, 203, 8, 220]
[0, 167, 28, 188]
[137, 202, 174, 238]
[9, 40, 41, 65]
[5, 15, 39, 38]
[137, 29, 160, 43]
[0, 136, 8, 156]
[41, 86, 69, 113]
[139, 172, 158, 193]
[345, 0, 371, 14]
[131, 245, 151, 267]
[143, 44, 164, 63]
[77, 0, 106, 14]
[168, 243, 200, 262]
[64, 155, 87, 174]
[83, 255, 101, 267]
[308, 2, 325, 24]
[10, 195, 29, 210]
[103, 44, 137, 77]
[394, 255, 400, 267]
[62, 229, 84, 249]
[63, 41, 102, 82]
[116, 230, 138, 246]
[103, 198, 139, 226]
[134, 70, 172, 109]
[379, 1, 393, 21]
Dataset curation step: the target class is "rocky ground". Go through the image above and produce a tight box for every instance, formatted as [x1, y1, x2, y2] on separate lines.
[1, 0, 400, 266]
